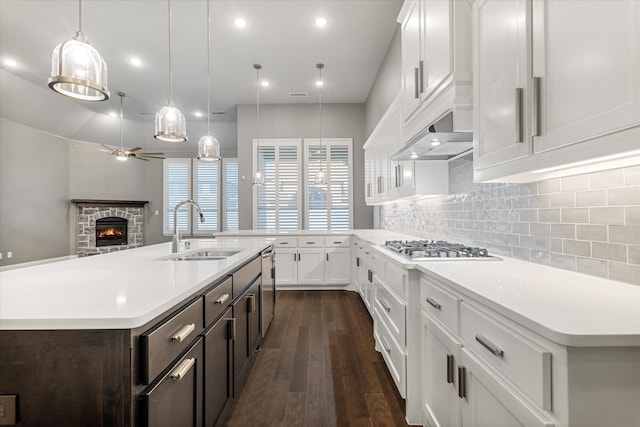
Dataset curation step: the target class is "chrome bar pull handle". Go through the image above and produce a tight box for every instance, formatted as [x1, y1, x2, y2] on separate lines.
[458, 366, 467, 398]
[414, 67, 420, 99]
[419, 60, 425, 93]
[380, 337, 391, 353]
[248, 294, 256, 313]
[356, 257, 360, 267]
[170, 357, 195, 381]
[515, 87, 524, 143]
[171, 323, 196, 342]
[326, 253, 329, 262]
[379, 298, 392, 313]
[446, 354, 455, 384]
[533, 77, 542, 137]
[214, 294, 230, 305]
[426, 297, 442, 310]
[476, 335, 504, 358]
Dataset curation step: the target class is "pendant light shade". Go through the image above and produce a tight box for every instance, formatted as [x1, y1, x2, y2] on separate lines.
[197, 0, 221, 161]
[48, 0, 109, 101]
[155, 0, 187, 142]
[253, 64, 265, 185]
[314, 63, 327, 186]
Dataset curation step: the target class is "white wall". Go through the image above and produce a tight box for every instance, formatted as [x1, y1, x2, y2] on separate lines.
[236, 103, 373, 230]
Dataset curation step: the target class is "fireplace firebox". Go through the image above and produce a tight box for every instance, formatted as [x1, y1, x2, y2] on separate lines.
[95, 217, 128, 247]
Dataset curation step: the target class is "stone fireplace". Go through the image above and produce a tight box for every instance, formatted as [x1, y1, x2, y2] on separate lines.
[72, 200, 147, 257]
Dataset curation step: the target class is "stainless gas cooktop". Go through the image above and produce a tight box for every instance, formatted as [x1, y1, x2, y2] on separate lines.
[383, 240, 500, 261]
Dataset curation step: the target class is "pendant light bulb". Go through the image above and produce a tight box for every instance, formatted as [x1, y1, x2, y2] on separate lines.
[154, 0, 187, 142]
[253, 64, 264, 186]
[48, 0, 109, 101]
[314, 63, 327, 186]
[197, 0, 221, 161]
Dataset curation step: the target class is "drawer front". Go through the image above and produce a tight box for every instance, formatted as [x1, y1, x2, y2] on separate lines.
[374, 309, 407, 398]
[232, 256, 261, 296]
[324, 236, 351, 247]
[274, 237, 297, 247]
[420, 277, 461, 336]
[140, 297, 204, 384]
[374, 276, 407, 348]
[297, 236, 324, 247]
[460, 302, 552, 410]
[203, 276, 233, 326]
[384, 260, 408, 299]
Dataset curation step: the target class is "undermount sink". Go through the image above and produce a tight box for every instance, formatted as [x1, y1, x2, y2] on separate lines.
[158, 249, 242, 261]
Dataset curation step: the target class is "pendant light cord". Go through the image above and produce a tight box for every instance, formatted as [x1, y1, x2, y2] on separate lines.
[255, 65, 261, 174]
[168, 0, 173, 104]
[119, 93, 124, 150]
[78, 0, 83, 33]
[206, 0, 211, 134]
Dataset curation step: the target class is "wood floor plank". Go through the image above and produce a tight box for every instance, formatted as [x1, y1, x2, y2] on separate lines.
[222, 290, 409, 427]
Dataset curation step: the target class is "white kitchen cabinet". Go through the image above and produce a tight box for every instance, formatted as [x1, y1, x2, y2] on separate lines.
[274, 248, 298, 286]
[324, 247, 351, 285]
[473, 0, 640, 182]
[297, 248, 325, 285]
[422, 312, 462, 427]
[398, 0, 473, 145]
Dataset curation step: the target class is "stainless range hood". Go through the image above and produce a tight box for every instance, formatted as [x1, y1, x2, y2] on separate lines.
[391, 112, 473, 161]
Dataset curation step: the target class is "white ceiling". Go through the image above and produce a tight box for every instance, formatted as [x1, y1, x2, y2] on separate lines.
[0, 0, 402, 124]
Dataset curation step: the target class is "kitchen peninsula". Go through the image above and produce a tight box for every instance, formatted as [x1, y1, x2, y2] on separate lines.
[0, 237, 274, 427]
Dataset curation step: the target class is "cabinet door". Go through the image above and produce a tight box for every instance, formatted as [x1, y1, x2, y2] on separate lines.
[532, 0, 640, 154]
[401, 0, 423, 121]
[140, 338, 204, 427]
[459, 349, 554, 427]
[247, 278, 261, 353]
[297, 248, 325, 285]
[325, 247, 351, 285]
[473, 0, 532, 170]
[204, 310, 233, 427]
[422, 313, 462, 427]
[232, 294, 250, 396]
[422, 0, 452, 103]
[274, 248, 297, 286]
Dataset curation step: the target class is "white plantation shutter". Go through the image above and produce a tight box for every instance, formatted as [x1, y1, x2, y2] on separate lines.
[304, 138, 353, 231]
[163, 159, 191, 235]
[254, 139, 302, 231]
[223, 158, 239, 231]
[193, 160, 220, 234]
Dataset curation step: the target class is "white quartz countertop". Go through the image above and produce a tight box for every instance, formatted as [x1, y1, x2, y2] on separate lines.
[214, 229, 417, 246]
[0, 237, 274, 330]
[413, 257, 640, 346]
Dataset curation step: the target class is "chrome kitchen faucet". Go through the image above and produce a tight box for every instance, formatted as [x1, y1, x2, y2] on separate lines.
[172, 200, 205, 253]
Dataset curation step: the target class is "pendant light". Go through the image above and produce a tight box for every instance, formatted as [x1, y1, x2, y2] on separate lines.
[116, 92, 128, 161]
[154, 0, 187, 142]
[253, 64, 265, 185]
[48, 0, 109, 101]
[197, 0, 221, 161]
[314, 63, 327, 186]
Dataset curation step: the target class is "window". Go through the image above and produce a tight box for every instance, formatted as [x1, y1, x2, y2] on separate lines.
[163, 158, 220, 235]
[223, 158, 239, 231]
[252, 138, 353, 231]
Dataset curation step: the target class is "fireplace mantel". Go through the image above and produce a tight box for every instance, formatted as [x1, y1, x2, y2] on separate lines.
[71, 199, 149, 208]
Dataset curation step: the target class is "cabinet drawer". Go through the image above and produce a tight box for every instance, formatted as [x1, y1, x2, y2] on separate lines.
[203, 276, 233, 327]
[420, 277, 461, 336]
[374, 276, 407, 348]
[232, 256, 261, 296]
[297, 237, 324, 247]
[140, 297, 204, 384]
[383, 260, 408, 299]
[460, 302, 552, 410]
[274, 237, 297, 247]
[324, 236, 351, 247]
[374, 309, 407, 398]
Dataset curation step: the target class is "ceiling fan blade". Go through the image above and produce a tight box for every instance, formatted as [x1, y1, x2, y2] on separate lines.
[138, 156, 165, 160]
[100, 144, 116, 153]
[133, 156, 150, 161]
[128, 147, 143, 152]
[135, 152, 165, 155]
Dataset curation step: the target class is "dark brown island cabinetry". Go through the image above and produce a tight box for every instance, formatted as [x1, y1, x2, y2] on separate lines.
[0, 250, 268, 427]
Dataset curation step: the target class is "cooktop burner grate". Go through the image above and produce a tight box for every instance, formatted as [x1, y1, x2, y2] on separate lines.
[383, 240, 499, 261]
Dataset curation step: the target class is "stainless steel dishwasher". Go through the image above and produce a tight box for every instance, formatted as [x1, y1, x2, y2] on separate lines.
[261, 247, 275, 338]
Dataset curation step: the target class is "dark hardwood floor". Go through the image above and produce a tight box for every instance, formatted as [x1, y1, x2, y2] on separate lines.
[222, 290, 409, 427]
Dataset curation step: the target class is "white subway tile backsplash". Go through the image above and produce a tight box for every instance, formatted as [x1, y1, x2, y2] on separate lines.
[380, 155, 639, 285]
[590, 207, 625, 225]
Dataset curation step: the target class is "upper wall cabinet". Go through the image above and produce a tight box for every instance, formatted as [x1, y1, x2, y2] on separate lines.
[398, 0, 473, 145]
[474, 0, 640, 182]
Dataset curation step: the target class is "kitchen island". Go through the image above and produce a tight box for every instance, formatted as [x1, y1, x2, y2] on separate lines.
[0, 237, 274, 427]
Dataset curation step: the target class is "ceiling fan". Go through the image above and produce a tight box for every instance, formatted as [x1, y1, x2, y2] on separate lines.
[99, 92, 166, 162]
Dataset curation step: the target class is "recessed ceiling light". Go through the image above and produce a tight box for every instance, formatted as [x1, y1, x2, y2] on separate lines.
[410, 152, 419, 159]
[234, 18, 247, 28]
[431, 139, 441, 147]
[194, 111, 204, 118]
[315, 80, 324, 87]
[130, 57, 142, 67]
[315, 17, 327, 27]
[3, 58, 18, 68]
[261, 80, 270, 87]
